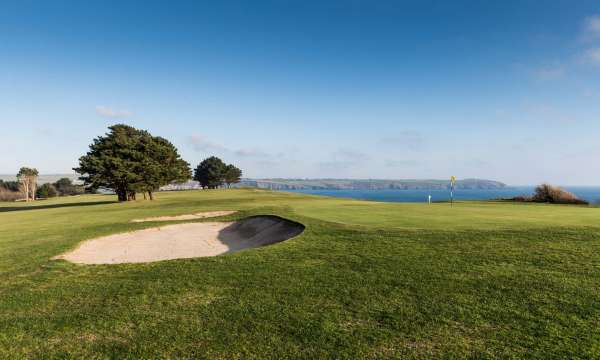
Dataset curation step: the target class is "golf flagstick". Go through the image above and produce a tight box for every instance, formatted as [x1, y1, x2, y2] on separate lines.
[450, 176, 456, 207]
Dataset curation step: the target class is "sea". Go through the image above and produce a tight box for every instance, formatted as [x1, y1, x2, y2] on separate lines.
[285, 187, 600, 204]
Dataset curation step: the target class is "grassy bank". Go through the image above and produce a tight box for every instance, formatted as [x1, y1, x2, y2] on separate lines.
[1, 189, 599, 358]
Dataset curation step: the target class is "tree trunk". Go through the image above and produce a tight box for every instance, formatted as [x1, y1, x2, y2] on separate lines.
[149, 191, 154, 200]
[116, 188, 128, 202]
[31, 177, 37, 201]
[24, 181, 30, 201]
[23, 182, 28, 201]
[143, 192, 147, 200]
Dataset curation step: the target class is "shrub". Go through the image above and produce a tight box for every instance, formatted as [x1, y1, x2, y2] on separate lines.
[508, 195, 532, 202]
[532, 184, 588, 205]
[0, 188, 22, 202]
[53, 178, 85, 196]
[0, 180, 20, 192]
[36, 183, 58, 199]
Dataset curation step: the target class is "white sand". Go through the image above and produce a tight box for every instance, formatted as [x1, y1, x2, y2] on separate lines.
[131, 210, 236, 223]
[55, 216, 304, 264]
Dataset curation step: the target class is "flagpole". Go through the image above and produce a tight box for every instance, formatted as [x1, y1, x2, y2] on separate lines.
[450, 176, 456, 207]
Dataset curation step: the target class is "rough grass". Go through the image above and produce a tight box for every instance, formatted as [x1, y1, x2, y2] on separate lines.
[1, 189, 599, 358]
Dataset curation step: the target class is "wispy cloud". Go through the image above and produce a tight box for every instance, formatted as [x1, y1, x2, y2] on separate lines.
[581, 47, 600, 66]
[188, 135, 274, 160]
[255, 159, 281, 168]
[527, 104, 577, 124]
[525, 15, 600, 81]
[465, 158, 489, 169]
[187, 134, 227, 152]
[379, 130, 425, 151]
[318, 148, 370, 171]
[532, 64, 565, 80]
[333, 148, 370, 162]
[582, 15, 600, 41]
[579, 15, 600, 67]
[384, 159, 419, 167]
[234, 148, 269, 158]
[95, 106, 133, 119]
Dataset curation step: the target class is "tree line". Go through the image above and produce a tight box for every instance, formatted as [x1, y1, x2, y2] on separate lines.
[0, 171, 84, 201]
[0, 167, 41, 201]
[37, 177, 86, 199]
[74, 124, 242, 201]
[1, 124, 243, 202]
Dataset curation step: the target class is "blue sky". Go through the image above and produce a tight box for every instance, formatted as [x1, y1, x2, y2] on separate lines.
[1, 1, 600, 185]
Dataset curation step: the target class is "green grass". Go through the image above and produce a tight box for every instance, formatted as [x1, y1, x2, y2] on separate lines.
[1, 189, 599, 358]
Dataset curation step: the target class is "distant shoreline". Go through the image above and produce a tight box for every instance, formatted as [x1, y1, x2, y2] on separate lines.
[2, 174, 599, 190]
[284, 187, 600, 204]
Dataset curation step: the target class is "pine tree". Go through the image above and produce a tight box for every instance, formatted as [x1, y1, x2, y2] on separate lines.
[74, 124, 191, 201]
[193, 156, 227, 189]
[223, 164, 242, 188]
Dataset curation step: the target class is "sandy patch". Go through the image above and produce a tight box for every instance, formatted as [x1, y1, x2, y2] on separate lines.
[131, 210, 236, 223]
[55, 216, 304, 264]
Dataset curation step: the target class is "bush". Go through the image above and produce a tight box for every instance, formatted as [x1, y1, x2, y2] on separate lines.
[508, 195, 532, 202]
[0, 188, 22, 202]
[532, 184, 588, 205]
[0, 180, 20, 192]
[36, 183, 58, 199]
[53, 178, 85, 196]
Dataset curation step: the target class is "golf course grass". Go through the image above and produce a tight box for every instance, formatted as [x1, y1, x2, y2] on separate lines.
[1, 189, 599, 358]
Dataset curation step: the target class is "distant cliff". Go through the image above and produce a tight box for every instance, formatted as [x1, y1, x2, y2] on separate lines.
[232, 178, 506, 190]
[2, 175, 506, 191]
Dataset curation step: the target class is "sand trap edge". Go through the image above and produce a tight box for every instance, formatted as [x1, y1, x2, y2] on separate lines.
[130, 210, 237, 223]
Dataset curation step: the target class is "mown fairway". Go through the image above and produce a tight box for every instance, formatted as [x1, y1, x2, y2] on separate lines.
[1, 189, 599, 358]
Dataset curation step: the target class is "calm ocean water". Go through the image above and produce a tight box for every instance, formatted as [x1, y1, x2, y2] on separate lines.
[286, 187, 600, 204]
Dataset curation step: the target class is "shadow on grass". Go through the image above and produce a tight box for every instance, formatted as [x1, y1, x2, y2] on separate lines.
[0, 200, 118, 213]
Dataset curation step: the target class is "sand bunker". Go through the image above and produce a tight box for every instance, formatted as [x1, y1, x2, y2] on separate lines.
[131, 210, 236, 222]
[55, 216, 304, 264]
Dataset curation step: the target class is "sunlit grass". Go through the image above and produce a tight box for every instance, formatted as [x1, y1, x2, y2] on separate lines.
[1, 189, 599, 358]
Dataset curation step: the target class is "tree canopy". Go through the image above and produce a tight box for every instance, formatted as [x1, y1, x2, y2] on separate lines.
[224, 164, 242, 188]
[0, 180, 20, 192]
[36, 183, 58, 199]
[193, 157, 242, 189]
[53, 178, 85, 196]
[74, 124, 191, 201]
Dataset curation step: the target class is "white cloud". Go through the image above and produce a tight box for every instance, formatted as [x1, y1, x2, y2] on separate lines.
[532, 65, 565, 80]
[332, 148, 370, 162]
[95, 106, 133, 119]
[317, 148, 370, 172]
[379, 130, 425, 151]
[187, 134, 227, 152]
[188, 135, 272, 160]
[582, 15, 600, 41]
[581, 47, 600, 65]
[234, 148, 269, 158]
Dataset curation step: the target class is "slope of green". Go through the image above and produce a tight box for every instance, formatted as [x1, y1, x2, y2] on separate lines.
[1, 189, 599, 358]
